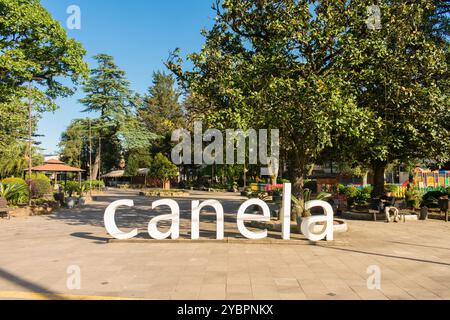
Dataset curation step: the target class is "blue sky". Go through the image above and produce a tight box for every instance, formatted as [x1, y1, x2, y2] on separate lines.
[38, 0, 215, 154]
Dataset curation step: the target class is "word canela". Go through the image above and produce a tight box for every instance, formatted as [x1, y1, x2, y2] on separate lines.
[104, 183, 334, 242]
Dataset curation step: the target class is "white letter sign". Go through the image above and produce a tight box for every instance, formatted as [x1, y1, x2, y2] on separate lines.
[104, 200, 138, 240]
[148, 199, 180, 240]
[191, 200, 225, 240]
[104, 183, 335, 242]
[282, 183, 292, 240]
[300, 200, 334, 242]
[237, 199, 270, 240]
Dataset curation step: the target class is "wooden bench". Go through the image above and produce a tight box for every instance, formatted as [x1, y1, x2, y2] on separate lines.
[0, 197, 12, 220]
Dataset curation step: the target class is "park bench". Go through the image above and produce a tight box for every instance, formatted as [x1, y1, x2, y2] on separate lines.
[0, 197, 12, 220]
[439, 197, 449, 222]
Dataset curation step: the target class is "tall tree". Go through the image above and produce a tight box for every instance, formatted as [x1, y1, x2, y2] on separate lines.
[169, 0, 449, 198]
[335, 0, 449, 196]
[59, 119, 90, 169]
[0, 0, 88, 106]
[168, 0, 376, 196]
[79, 54, 137, 179]
[0, 0, 87, 177]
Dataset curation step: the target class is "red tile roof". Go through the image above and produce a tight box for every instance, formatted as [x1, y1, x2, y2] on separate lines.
[30, 160, 84, 173]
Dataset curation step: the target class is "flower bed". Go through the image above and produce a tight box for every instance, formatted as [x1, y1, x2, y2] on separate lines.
[8, 200, 60, 218]
[140, 189, 189, 198]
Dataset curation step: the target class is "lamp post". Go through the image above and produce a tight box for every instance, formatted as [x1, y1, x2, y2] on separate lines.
[27, 83, 33, 206]
[89, 119, 92, 197]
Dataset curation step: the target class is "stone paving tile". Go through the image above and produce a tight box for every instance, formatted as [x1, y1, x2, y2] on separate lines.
[199, 284, 226, 300]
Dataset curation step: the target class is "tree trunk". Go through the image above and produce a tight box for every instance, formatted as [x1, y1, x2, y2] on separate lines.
[287, 150, 307, 197]
[91, 150, 101, 180]
[362, 171, 369, 187]
[372, 162, 387, 198]
[243, 165, 247, 189]
[163, 179, 170, 190]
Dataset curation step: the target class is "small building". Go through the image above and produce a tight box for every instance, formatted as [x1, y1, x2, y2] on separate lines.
[28, 159, 85, 186]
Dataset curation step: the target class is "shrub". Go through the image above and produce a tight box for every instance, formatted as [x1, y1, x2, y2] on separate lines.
[82, 180, 105, 191]
[2, 177, 27, 186]
[384, 184, 398, 193]
[29, 174, 51, 198]
[343, 186, 359, 199]
[405, 188, 424, 209]
[422, 190, 448, 208]
[0, 182, 29, 205]
[339, 186, 372, 206]
[151, 153, 179, 189]
[1, 178, 29, 205]
[64, 181, 79, 197]
[355, 187, 372, 206]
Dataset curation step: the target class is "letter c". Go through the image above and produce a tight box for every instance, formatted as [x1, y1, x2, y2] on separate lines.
[104, 200, 138, 240]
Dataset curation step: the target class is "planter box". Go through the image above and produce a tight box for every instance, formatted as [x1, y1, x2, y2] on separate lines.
[249, 219, 348, 234]
[342, 211, 418, 221]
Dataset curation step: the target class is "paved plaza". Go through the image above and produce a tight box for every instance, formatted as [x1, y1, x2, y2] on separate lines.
[0, 189, 450, 300]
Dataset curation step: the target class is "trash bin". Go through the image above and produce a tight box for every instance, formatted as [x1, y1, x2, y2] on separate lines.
[419, 206, 428, 221]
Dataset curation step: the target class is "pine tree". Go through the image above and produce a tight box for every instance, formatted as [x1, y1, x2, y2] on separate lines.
[138, 71, 185, 155]
[79, 54, 137, 179]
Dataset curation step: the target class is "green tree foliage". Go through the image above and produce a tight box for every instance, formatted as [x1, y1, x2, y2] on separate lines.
[169, 0, 449, 197]
[117, 115, 158, 153]
[80, 54, 136, 119]
[62, 55, 157, 178]
[59, 119, 89, 168]
[28, 173, 51, 198]
[140, 71, 184, 134]
[334, 0, 449, 196]
[151, 153, 179, 188]
[168, 0, 377, 196]
[124, 149, 152, 177]
[138, 71, 185, 155]
[0, 0, 87, 180]
[0, 0, 88, 106]
[0, 142, 43, 178]
[79, 54, 139, 178]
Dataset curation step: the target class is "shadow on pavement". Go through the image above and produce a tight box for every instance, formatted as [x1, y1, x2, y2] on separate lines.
[0, 267, 65, 299]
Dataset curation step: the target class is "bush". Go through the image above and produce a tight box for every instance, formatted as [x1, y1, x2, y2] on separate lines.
[151, 153, 179, 188]
[343, 186, 359, 199]
[355, 187, 372, 206]
[384, 184, 398, 193]
[29, 174, 51, 198]
[0, 182, 28, 205]
[422, 190, 448, 208]
[2, 177, 27, 186]
[405, 188, 424, 209]
[64, 181, 80, 197]
[1, 177, 28, 205]
[339, 185, 371, 207]
[82, 180, 105, 191]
